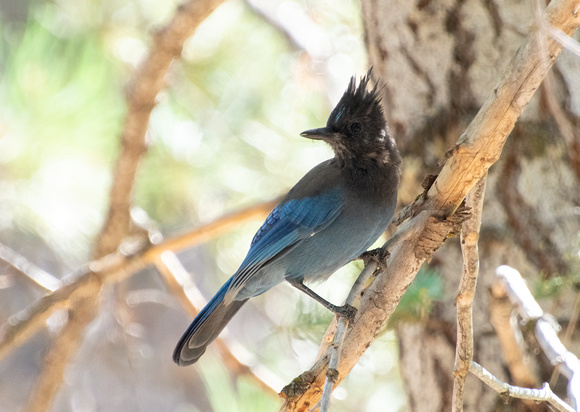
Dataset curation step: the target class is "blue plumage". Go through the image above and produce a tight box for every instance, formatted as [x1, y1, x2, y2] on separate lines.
[174, 70, 402, 366]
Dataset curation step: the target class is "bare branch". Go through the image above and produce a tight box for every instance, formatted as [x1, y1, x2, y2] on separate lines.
[21, 0, 230, 408]
[280, 211, 468, 409]
[496, 265, 580, 409]
[452, 174, 487, 411]
[0, 243, 62, 292]
[0, 199, 274, 362]
[470, 361, 574, 412]
[144, 198, 278, 263]
[95, 0, 227, 257]
[279, 0, 580, 409]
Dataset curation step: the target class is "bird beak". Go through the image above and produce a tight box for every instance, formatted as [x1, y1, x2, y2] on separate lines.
[300, 127, 339, 141]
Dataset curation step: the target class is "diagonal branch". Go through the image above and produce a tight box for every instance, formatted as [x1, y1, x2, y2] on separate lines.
[425, 0, 580, 215]
[0, 252, 146, 363]
[0, 243, 62, 292]
[279, 0, 580, 409]
[318, 251, 385, 411]
[0, 199, 275, 363]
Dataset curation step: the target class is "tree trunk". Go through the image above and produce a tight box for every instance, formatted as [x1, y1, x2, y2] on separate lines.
[362, 1, 580, 411]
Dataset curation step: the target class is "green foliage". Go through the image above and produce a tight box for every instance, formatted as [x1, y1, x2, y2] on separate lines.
[534, 272, 580, 299]
[0, 12, 125, 262]
[388, 265, 444, 327]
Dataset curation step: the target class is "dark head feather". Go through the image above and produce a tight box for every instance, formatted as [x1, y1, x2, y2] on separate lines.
[327, 68, 384, 131]
[301, 68, 400, 171]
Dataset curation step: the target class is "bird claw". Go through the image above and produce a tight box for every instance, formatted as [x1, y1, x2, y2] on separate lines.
[335, 304, 357, 321]
[358, 247, 390, 269]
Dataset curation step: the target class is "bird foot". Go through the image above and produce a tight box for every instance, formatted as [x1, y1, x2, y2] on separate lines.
[333, 303, 357, 322]
[358, 247, 390, 270]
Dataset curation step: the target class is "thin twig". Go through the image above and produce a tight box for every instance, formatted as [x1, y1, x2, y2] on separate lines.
[144, 198, 279, 263]
[496, 265, 580, 409]
[470, 361, 574, 412]
[543, 16, 580, 57]
[0, 243, 62, 292]
[452, 174, 487, 411]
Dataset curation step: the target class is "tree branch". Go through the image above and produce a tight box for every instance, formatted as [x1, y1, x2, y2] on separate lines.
[21, 0, 228, 409]
[94, 0, 227, 258]
[452, 174, 487, 411]
[489, 281, 538, 388]
[317, 251, 385, 411]
[425, 0, 580, 215]
[0, 242, 62, 292]
[0, 199, 274, 362]
[279, 0, 580, 409]
[496, 265, 580, 410]
[469, 361, 574, 412]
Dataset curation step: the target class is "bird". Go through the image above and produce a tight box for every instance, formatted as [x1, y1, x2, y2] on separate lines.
[173, 69, 402, 366]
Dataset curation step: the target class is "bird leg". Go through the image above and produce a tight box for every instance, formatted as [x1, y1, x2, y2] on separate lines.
[287, 278, 357, 321]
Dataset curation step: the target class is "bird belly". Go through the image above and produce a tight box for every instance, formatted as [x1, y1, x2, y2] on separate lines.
[285, 212, 387, 283]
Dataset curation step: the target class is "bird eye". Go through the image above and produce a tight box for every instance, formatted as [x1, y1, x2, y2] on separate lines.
[350, 122, 362, 133]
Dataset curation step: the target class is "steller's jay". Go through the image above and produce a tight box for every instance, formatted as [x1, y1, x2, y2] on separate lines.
[173, 69, 402, 366]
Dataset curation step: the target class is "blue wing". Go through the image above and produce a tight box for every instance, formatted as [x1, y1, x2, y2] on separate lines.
[224, 189, 344, 303]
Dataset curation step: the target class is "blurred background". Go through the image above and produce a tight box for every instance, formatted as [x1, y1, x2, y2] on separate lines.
[0, 0, 409, 410]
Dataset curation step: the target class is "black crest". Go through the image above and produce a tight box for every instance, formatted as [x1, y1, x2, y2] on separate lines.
[327, 68, 384, 131]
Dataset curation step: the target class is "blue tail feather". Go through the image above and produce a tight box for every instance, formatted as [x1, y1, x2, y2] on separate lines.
[173, 277, 248, 366]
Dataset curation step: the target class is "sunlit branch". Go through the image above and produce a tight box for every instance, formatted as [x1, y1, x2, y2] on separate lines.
[470, 361, 574, 412]
[0, 243, 62, 292]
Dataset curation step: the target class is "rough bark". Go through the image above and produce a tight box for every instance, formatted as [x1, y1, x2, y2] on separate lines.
[362, 0, 580, 410]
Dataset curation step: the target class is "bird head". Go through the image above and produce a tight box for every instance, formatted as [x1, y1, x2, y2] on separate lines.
[301, 69, 399, 168]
